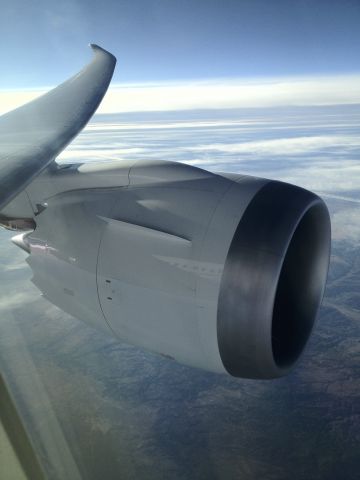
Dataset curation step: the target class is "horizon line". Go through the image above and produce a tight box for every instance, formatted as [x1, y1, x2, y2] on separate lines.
[1, 73, 360, 115]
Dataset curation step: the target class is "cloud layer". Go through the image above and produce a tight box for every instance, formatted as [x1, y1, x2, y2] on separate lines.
[1, 74, 360, 115]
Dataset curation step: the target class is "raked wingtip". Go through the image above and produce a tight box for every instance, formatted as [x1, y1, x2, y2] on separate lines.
[89, 43, 117, 64]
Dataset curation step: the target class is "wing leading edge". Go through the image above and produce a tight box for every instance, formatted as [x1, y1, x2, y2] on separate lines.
[0, 44, 116, 211]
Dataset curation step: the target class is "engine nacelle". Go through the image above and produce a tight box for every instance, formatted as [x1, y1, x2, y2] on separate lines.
[25, 161, 331, 379]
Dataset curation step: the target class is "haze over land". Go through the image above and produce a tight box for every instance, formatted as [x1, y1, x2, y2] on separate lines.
[1, 105, 359, 479]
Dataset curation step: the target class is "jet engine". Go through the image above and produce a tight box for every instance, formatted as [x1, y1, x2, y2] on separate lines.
[18, 160, 331, 379]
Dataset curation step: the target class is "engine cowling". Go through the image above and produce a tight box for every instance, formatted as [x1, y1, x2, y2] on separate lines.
[25, 161, 331, 379]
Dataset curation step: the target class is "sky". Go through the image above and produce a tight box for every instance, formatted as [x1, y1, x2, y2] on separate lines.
[1, 0, 360, 114]
[1, 0, 360, 90]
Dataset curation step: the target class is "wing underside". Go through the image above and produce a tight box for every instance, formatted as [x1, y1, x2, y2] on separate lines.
[0, 45, 116, 211]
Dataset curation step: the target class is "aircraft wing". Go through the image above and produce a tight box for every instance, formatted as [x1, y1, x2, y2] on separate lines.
[0, 44, 116, 211]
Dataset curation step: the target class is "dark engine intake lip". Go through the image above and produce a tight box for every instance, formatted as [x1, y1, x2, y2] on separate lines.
[217, 180, 331, 379]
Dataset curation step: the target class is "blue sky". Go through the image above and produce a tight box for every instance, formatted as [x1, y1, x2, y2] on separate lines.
[1, 0, 360, 89]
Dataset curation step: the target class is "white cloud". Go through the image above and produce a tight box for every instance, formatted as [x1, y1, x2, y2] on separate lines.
[0, 291, 37, 312]
[85, 120, 255, 131]
[1, 74, 360, 115]
[319, 193, 360, 204]
[264, 166, 360, 195]
[331, 208, 360, 245]
[57, 147, 146, 162]
[100, 75, 360, 113]
[187, 135, 360, 156]
[0, 89, 44, 115]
